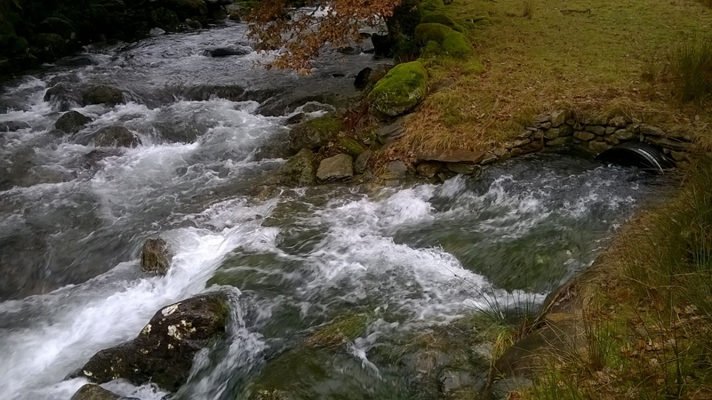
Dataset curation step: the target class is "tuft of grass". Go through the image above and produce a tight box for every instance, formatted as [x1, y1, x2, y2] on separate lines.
[669, 36, 712, 102]
[522, 0, 535, 19]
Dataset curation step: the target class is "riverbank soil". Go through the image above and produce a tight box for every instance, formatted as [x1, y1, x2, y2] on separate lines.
[397, 0, 712, 155]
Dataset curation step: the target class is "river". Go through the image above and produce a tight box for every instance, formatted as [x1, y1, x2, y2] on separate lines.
[0, 21, 669, 400]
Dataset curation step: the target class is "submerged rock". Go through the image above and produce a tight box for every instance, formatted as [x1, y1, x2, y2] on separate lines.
[94, 126, 141, 148]
[73, 293, 229, 392]
[317, 154, 354, 182]
[82, 85, 125, 106]
[205, 46, 251, 57]
[55, 111, 91, 134]
[0, 121, 31, 132]
[261, 148, 317, 187]
[70, 384, 123, 400]
[140, 238, 172, 276]
[368, 62, 428, 117]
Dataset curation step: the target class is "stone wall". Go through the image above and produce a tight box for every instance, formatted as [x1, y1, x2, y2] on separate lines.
[414, 110, 697, 177]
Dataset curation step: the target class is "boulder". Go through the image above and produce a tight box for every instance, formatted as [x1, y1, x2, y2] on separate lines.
[317, 154, 354, 182]
[82, 85, 125, 106]
[44, 82, 82, 111]
[416, 162, 441, 178]
[550, 110, 569, 127]
[383, 160, 408, 179]
[72, 293, 229, 392]
[442, 31, 472, 59]
[573, 131, 596, 141]
[287, 115, 343, 153]
[338, 137, 365, 157]
[368, 62, 428, 117]
[55, 111, 91, 134]
[414, 23, 452, 46]
[94, 126, 141, 148]
[354, 67, 372, 89]
[354, 150, 373, 174]
[140, 238, 172, 276]
[262, 148, 317, 187]
[70, 384, 122, 400]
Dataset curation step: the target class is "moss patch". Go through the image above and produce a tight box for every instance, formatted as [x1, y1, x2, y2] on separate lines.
[367, 61, 429, 117]
[421, 13, 464, 32]
[303, 313, 371, 349]
[442, 31, 472, 59]
[414, 22, 452, 46]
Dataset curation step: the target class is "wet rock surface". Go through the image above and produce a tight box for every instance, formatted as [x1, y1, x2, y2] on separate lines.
[72, 293, 229, 392]
[94, 126, 141, 148]
[69, 384, 127, 400]
[316, 154, 354, 182]
[55, 111, 92, 134]
[140, 238, 172, 276]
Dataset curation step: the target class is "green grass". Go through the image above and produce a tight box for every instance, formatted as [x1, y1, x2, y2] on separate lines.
[669, 36, 712, 102]
[395, 0, 712, 154]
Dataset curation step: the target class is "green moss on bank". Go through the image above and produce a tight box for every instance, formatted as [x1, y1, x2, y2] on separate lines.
[368, 61, 429, 117]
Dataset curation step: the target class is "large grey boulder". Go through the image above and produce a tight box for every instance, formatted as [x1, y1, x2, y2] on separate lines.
[94, 126, 141, 148]
[55, 111, 91, 134]
[72, 293, 229, 392]
[317, 154, 353, 182]
[140, 238, 172, 276]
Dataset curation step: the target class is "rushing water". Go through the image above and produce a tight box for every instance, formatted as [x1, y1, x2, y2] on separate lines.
[0, 21, 669, 400]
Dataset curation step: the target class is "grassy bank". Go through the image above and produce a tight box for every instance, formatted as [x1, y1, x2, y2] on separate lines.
[396, 0, 712, 155]
[495, 159, 712, 399]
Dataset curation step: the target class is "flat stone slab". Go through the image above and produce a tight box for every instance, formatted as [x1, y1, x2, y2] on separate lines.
[416, 150, 486, 164]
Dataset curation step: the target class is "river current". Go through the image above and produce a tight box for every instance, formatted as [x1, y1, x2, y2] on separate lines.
[0, 21, 669, 400]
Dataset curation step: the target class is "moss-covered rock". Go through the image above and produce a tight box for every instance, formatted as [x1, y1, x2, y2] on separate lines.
[421, 0, 444, 12]
[421, 14, 463, 32]
[414, 23, 452, 46]
[260, 148, 317, 187]
[72, 293, 229, 392]
[442, 31, 472, 59]
[288, 115, 344, 153]
[368, 61, 428, 117]
[338, 137, 366, 157]
[421, 40, 445, 58]
[303, 314, 370, 349]
[38, 17, 76, 40]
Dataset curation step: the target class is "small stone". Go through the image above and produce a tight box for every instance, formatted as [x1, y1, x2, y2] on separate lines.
[589, 141, 611, 153]
[574, 131, 596, 141]
[317, 154, 354, 182]
[386, 160, 408, 175]
[546, 137, 570, 146]
[533, 113, 551, 124]
[439, 370, 475, 393]
[517, 130, 532, 139]
[141, 238, 172, 276]
[493, 148, 508, 157]
[416, 162, 441, 178]
[558, 124, 574, 137]
[584, 125, 606, 136]
[551, 110, 569, 127]
[543, 129, 560, 140]
[640, 124, 666, 137]
[609, 115, 629, 128]
[513, 138, 531, 147]
[538, 122, 552, 130]
[378, 121, 405, 142]
[605, 126, 616, 135]
[510, 148, 523, 157]
[521, 140, 544, 153]
[354, 150, 373, 174]
[627, 124, 640, 133]
[447, 163, 479, 175]
[565, 118, 576, 126]
[604, 135, 620, 145]
[671, 151, 687, 161]
[480, 152, 498, 165]
[416, 150, 485, 164]
[532, 130, 544, 140]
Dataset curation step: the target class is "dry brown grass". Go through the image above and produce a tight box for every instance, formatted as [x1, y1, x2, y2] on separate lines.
[396, 0, 712, 155]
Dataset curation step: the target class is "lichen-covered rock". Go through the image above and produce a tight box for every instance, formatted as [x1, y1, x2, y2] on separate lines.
[338, 137, 365, 157]
[317, 154, 354, 182]
[288, 115, 344, 153]
[368, 61, 428, 117]
[70, 384, 122, 400]
[94, 126, 141, 148]
[72, 293, 229, 392]
[420, 14, 464, 32]
[55, 110, 91, 134]
[140, 238, 172, 276]
[261, 148, 317, 187]
[414, 23, 452, 46]
[354, 150, 373, 174]
[82, 85, 125, 106]
[442, 31, 472, 59]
